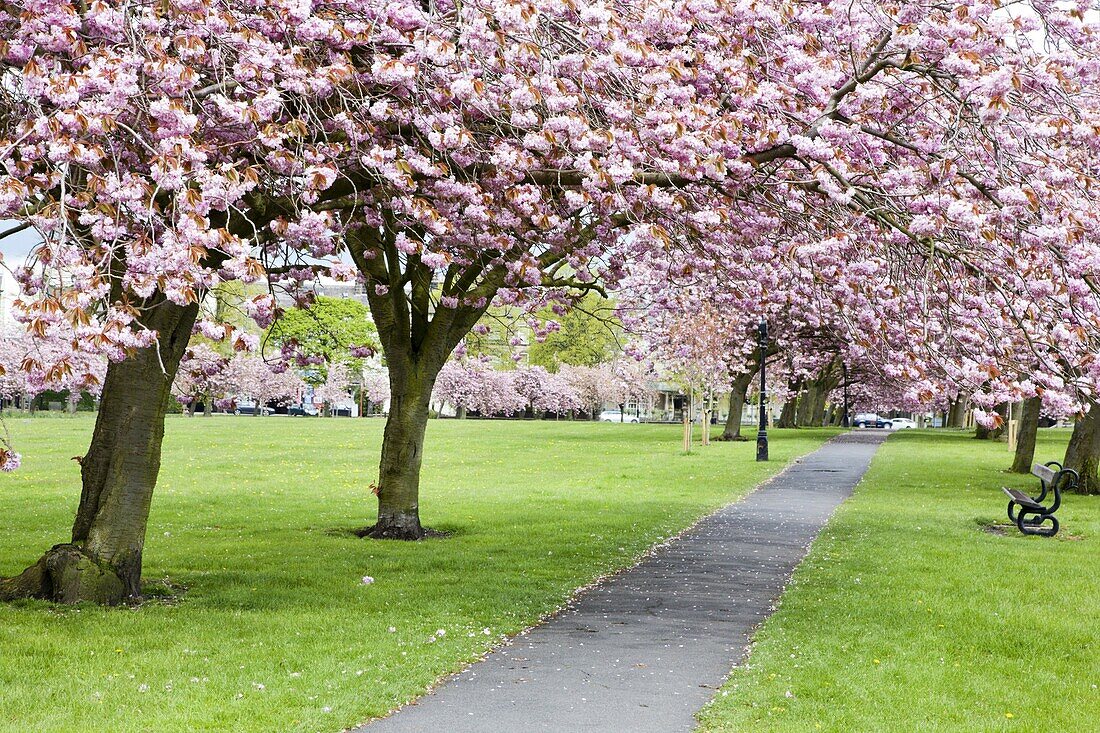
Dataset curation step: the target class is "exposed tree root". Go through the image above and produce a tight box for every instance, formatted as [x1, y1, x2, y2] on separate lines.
[353, 524, 449, 540]
[0, 544, 128, 605]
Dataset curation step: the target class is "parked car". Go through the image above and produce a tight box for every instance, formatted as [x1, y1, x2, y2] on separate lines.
[885, 417, 917, 430]
[853, 413, 889, 428]
[232, 402, 272, 413]
[288, 404, 320, 417]
[599, 409, 640, 423]
[233, 404, 273, 416]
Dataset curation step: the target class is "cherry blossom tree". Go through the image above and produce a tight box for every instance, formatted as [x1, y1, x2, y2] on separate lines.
[361, 369, 391, 414]
[433, 359, 526, 418]
[2, 0, 1100, 577]
[173, 344, 229, 417]
[0, 0, 370, 601]
[223, 355, 305, 415]
[512, 366, 583, 416]
[315, 361, 353, 416]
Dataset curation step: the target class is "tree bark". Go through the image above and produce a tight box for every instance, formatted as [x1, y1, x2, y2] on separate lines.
[1, 299, 198, 605]
[717, 368, 755, 441]
[1010, 396, 1041, 473]
[809, 386, 829, 427]
[947, 395, 968, 428]
[357, 359, 436, 539]
[1063, 409, 1100, 495]
[777, 378, 800, 429]
[794, 382, 819, 427]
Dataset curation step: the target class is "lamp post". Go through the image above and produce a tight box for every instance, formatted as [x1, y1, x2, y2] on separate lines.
[756, 318, 769, 462]
[841, 360, 850, 428]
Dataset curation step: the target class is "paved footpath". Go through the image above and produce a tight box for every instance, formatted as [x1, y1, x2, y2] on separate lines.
[361, 431, 887, 733]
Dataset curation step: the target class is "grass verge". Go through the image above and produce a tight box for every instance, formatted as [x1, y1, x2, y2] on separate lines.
[697, 429, 1100, 732]
[0, 416, 836, 732]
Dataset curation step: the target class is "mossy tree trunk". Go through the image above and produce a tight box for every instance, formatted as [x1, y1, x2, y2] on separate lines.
[794, 381, 819, 427]
[1063, 409, 1100, 495]
[358, 360, 435, 539]
[1010, 396, 1041, 474]
[1, 297, 198, 604]
[809, 387, 829, 427]
[717, 367, 755, 441]
[809, 357, 840, 427]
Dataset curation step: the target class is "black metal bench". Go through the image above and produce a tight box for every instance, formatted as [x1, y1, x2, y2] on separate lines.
[1002, 462, 1077, 537]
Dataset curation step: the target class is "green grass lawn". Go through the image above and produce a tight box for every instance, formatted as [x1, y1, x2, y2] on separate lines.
[0, 415, 837, 732]
[698, 429, 1100, 732]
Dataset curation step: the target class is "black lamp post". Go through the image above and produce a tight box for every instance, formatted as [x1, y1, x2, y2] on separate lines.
[841, 360, 850, 428]
[756, 319, 769, 462]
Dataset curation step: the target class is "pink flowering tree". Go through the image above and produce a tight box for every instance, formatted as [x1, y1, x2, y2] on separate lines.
[1, 0, 1099, 575]
[361, 370, 391, 415]
[511, 366, 582, 417]
[433, 359, 526, 419]
[0, 0, 376, 601]
[510, 366, 550, 418]
[0, 325, 108, 467]
[535, 371, 583, 416]
[173, 344, 229, 417]
[314, 361, 353, 416]
[560, 365, 620, 419]
[223, 355, 304, 416]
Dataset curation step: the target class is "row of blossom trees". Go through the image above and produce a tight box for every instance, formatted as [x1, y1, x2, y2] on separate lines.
[0, 328, 106, 415]
[432, 361, 655, 419]
[3, 0, 1100, 602]
[174, 348, 384, 417]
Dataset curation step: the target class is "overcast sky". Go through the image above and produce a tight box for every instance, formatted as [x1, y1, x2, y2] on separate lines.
[0, 222, 41, 323]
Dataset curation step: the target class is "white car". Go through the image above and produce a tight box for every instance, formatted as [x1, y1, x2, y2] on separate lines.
[885, 418, 917, 430]
[599, 410, 639, 423]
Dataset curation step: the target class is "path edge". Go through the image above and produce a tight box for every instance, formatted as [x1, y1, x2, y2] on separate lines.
[348, 429, 856, 731]
[693, 429, 889, 728]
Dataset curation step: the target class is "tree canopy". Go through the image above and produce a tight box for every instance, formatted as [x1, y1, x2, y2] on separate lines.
[528, 295, 622, 371]
[266, 297, 377, 380]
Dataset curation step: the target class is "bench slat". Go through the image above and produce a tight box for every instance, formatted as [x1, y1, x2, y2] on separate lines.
[1003, 487, 1043, 510]
[1031, 463, 1057, 484]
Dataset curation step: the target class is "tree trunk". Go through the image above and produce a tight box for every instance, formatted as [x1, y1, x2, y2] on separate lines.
[947, 395, 968, 428]
[1063, 409, 1100, 495]
[1, 299, 198, 604]
[1010, 396, 1041, 473]
[777, 399, 797, 428]
[795, 383, 818, 426]
[810, 386, 829, 427]
[717, 369, 754, 441]
[777, 378, 800, 429]
[357, 361, 438, 540]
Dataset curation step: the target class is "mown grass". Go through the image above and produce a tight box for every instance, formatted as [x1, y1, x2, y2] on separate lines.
[697, 429, 1100, 732]
[0, 416, 837, 732]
